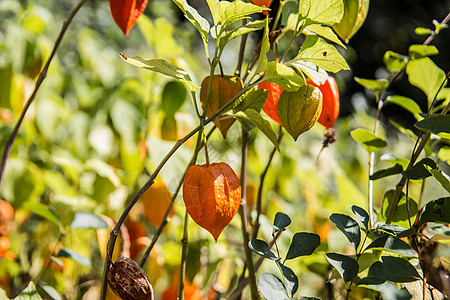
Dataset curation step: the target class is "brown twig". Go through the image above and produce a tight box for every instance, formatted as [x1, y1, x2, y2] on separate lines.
[0, 0, 87, 190]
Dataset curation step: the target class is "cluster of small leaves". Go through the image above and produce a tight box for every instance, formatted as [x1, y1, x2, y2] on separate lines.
[326, 206, 421, 299]
[249, 212, 321, 299]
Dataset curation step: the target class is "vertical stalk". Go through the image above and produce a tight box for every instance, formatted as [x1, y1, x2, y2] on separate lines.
[239, 128, 259, 300]
[179, 210, 189, 300]
[0, 0, 87, 190]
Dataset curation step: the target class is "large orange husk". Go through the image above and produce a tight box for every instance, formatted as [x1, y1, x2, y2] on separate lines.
[200, 75, 243, 138]
[183, 163, 241, 241]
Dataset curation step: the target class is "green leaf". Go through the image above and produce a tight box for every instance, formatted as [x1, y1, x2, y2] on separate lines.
[364, 236, 417, 257]
[432, 19, 448, 33]
[385, 96, 422, 115]
[233, 88, 268, 113]
[406, 57, 446, 102]
[304, 24, 346, 48]
[85, 159, 121, 187]
[438, 146, 450, 162]
[299, 0, 344, 26]
[369, 256, 421, 283]
[161, 80, 187, 116]
[257, 273, 290, 300]
[402, 158, 436, 180]
[273, 212, 292, 231]
[57, 248, 90, 266]
[380, 190, 418, 228]
[216, 0, 266, 29]
[325, 252, 359, 282]
[356, 277, 399, 294]
[383, 51, 408, 72]
[39, 282, 62, 300]
[70, 211, 108, 230]
[206, 0, 219, 25]
[248, 240, 279, 260]
[426, 167, 450, 193]
[277, 262, 298, 297]
[233, 109, 279, 149]
[172, 0, 210, 46]
[354, 77, 389, 97]
[291, 36, 349, 73]
[370, 164, 404, 181]
[419, 197, 450, 227]
[220, 19, 267, 50]
[351, 128, 387, 153]
[285, 232, 320, 260]
[414, 27, 433, 35]
[408, 45, 439, 60]
[14, 281, 42, 300]
[255, 17, 270, 76]
[351, 205, 370, 230]
[120, 54, 198, 92]
[278, 85, 322, 141]
[415, 115, 450, 139]
[329, 213, 360, 250]
[289, 60, 328, 85]
[263, 61, 305, 92]
[24, 202, 61, 228]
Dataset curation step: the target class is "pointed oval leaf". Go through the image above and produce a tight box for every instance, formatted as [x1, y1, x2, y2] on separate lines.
[354, 77, 389, 96]
[408, 45, 439, 59]
[351, 205, 370, 230]
[402, 158, 436, 180]
[330, 213, 360, 250]
[217, 0, 266, 29]
[273, 212, 291, 231]
[300, 0, 344, 26]
[350, 128, 387, 153]
[161, 80, 187, 116]
[248, 239, 279, 260]
[285, 232, 320, 260]
[419, 197, 450, 227]
[173, 0, 210, 44]
[234, 109, 279, 149]
[406, 57, 445, 102]
[263, 61, 305, 92]
[427, 168, 450, 193]
[356, 277, 398, 294]
[369, 164, 404, 181]
[24, 202, 61, 228]
[277, 262, 299, 297]
[415, 115, 450, 139]
[70, 211, 108, 230]
[380, 190, 417, 228]
[385, 96, 422, 115]
[257, 273, 290, 300]
[369, 256, 421, 283]
[325, 252, 359, 282]
[39, 282, 62, 300]
[365, 236, 417, 257]
[110, 0, 148, 35]
[57, 248, 91, 266]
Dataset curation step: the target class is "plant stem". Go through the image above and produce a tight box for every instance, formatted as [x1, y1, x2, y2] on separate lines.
[253, 127, 283, 240]
[0, 0, 87, 191]
[100, 82, 258, 300]
[179, 210, 189, 300]
[238, 128, 259, 300]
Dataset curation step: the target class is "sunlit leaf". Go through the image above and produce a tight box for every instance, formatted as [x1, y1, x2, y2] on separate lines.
[291, 36, 349, 73]
[248, 240, 279, 260]
[406, 57, 446, 102]
[233, 109, 279, 149]
[262, 61, 305, 92]
[70, 211, 108, 230]
[408, 45, 439, 60]
[299, 0, 344, 25]
[57, 248, 90, 266]
[285, 232, 320, 260]
[383, 51, 408, 72]
[289, 60, 328, 86]
[273, 212, 291, 231]
[354, 77, 388, 96]
[419, 197, 450, 227]
[329, 213, 360, 250]
[172, 0, 210, 45]
[370, 164, 403, 181]
[24, 202, 61, 227]
[120, 54, 198, 92]
[380, 190, 417, 228]
[257, 273, 290, 300]
[39, 282, 62, 300]
[385, 96, 422, 115]
[351, 128, 387, 153]
[233, 87, 268, 113]
[325, 252, 359, 282]
[304, 24, 346, 48]
[14, 281, 42, 300]
[365, 235, 417, 257]
[351, 205, 370, 230]
[220, 19, 266, 49]
[426, 167, 450, 193]
[369, 256, 421, 282]
[356, 277, 399, 294]
[255, 17, 270, 75]
[414, 27, 433, 35]
[217, 0, 266, 29]
[415, 115, 450, 139]
[277, 262, 298, 296]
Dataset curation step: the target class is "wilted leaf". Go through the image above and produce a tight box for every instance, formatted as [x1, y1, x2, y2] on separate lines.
[351, 128, 387, 153]
[365, 235, 417, 257]
[369, 256, 421, 282]
[257, 273, 290, 300]
[326, 252, 359, 282]
[248, 240, 279, 260]
[330, 213, 360, 250]
[285, 232, 320, 260]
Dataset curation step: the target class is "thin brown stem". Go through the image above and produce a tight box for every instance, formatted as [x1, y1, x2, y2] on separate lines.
[0, 0, 87, 190]
[179, 210, 189, 300]
[423, 12, 450, 46]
